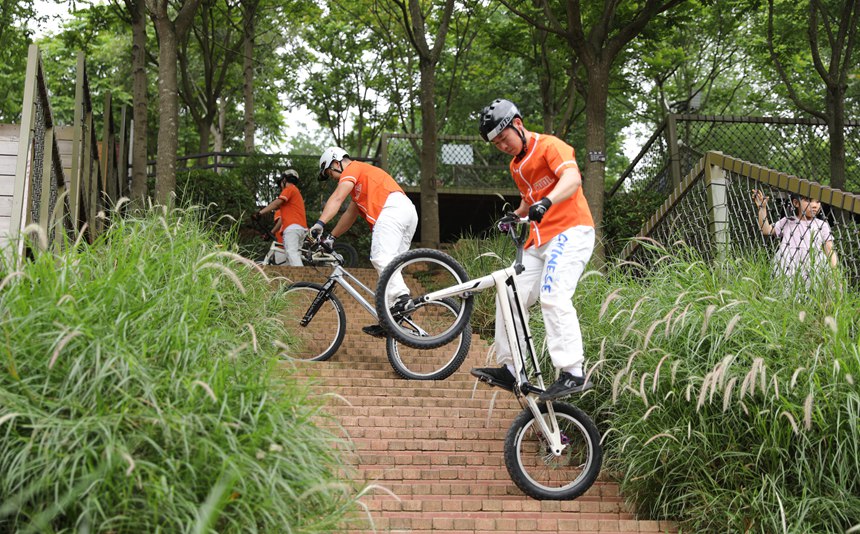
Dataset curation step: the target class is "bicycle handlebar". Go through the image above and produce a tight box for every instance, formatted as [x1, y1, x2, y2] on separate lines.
[302, 236, 343, 266]
[498, 213, 531, 273]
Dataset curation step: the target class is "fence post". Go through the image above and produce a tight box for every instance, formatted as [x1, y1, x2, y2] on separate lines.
[666, 114, 682, 190]
[705, 152, 729, 263]
[379, 132, 389, 172]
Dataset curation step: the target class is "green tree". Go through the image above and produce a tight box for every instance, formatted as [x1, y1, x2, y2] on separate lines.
[765, 0, 859, 190]
[499, 0, 690, 266]
[0, 0, 37, 122]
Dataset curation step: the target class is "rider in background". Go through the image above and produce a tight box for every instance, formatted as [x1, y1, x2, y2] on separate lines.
[311, 147, 418, 337]
[254, 169, 307, 266]
[470, 98, 596, 401]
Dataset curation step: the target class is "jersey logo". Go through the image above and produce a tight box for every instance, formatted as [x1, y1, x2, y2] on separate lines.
[533, 175, 554, 191]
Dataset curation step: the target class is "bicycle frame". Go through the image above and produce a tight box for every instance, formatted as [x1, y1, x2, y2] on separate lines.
[412, 220, 567, 456]
[315, 264, 379, 319]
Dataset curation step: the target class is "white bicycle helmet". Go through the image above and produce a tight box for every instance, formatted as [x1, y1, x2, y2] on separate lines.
[279, 168, 299, 186]
[318, 147, 349, 181]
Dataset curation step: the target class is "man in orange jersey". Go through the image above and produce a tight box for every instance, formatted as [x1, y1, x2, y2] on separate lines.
[254, 169, 307, 266]
[470, 99, 596, 401]
[311, 147, 418, 337]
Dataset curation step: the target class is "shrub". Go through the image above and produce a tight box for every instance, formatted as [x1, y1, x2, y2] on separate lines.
[0, 208, 363, 532]
[575, 245, 860, 533]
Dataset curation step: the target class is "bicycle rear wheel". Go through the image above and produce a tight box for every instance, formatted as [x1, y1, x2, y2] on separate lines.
[376, 248, 474, 350]
[280, 282, 345, 361]
[504, 401, 602, 500]
[385, 298, 472, 380]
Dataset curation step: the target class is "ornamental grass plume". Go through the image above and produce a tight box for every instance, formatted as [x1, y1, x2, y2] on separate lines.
[0, 206, 364, 532]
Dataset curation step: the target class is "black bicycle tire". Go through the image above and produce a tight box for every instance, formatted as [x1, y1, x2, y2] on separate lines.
[385, 298, 473, 380]
[283, 282, 345, 361]
[333, 242, 359, 268]
[504, 401, 602, 500]
[375, 248, 474, 349]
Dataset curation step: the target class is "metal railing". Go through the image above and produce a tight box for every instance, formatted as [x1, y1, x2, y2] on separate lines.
[622, 151, 860, 287]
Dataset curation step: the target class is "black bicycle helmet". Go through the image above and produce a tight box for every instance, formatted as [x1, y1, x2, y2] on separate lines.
[478, 99, 522, 142]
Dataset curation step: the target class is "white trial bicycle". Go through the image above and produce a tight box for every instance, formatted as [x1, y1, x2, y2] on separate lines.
[374, 214, 602, 499]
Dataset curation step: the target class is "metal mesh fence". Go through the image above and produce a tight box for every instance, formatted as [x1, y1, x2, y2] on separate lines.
[625, 152, 860, 289]
[381, 134, 511, 188]
[611, 115, 860, 199]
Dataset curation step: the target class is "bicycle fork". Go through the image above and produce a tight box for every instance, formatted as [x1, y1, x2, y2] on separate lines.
[299, 280, 337, 327]
[495, 271, 567, 457]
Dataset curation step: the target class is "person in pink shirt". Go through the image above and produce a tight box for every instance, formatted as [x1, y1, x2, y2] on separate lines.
[752, 189, 838, 285]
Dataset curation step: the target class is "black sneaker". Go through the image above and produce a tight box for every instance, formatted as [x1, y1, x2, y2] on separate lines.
[361, 324, 387, 338]
[470, 366, 516, 392]
[390, 294, 413, 319]
[538, 372, 592, 401]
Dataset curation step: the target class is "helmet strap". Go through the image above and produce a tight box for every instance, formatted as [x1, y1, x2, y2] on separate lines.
[515, 126, 528, 160]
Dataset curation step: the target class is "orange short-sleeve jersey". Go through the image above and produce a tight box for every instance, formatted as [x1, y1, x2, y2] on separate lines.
[338, 160, 404, 226]
[277, 183, 307, 229]
[510, 133, 593, 248]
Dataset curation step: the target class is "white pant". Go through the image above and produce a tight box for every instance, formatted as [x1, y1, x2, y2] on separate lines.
[370, 193, 418, 306]
[493, 226, 595, 372]
[282, 223, 306, 267]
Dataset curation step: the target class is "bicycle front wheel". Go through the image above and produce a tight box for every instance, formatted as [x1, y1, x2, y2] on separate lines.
[376, 248, 474, 349]
[281, 282, 345, 361]
[504, 401, 602, 500]
[385, 298, 472, 380]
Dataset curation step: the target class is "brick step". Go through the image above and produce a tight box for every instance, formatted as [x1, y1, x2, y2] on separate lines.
[351, 469, 624, 499]
[320, 415, 510, 431]
[349, 428, 513, 447]
[319, 407, 521, 424]
[305, 374, 502, 390]
[359, 493, 623, 512]
[292, 364, 486, 378]
[353, 479, 619, 498]
[349, 438, 506, 453]
[340, 513, 675, 533]
[319, 396, 522, 412]
[313, 387, 523, 402]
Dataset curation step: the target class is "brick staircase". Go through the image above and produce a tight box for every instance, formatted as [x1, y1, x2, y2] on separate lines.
[270, 266, 676, 534]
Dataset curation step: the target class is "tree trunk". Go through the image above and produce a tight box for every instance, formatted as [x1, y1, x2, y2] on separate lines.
[418, 58, 440, 248]
[197, 118, 211, 162]
[242, 2, 257, 153]
[148, 0, 200, 206]
[152, 14, 179, 205]
[129, 0, 148, 200]
[212, 97, 225, 173]
[826, 87, 846, 190]
[582, 63, 610, 268]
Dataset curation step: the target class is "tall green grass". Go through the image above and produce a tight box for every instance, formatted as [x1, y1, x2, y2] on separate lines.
[452, 236, 860, 533]
[0, 207, 362, 533]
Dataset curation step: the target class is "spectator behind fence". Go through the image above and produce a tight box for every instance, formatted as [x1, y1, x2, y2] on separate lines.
[752, 189, 838, 285]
